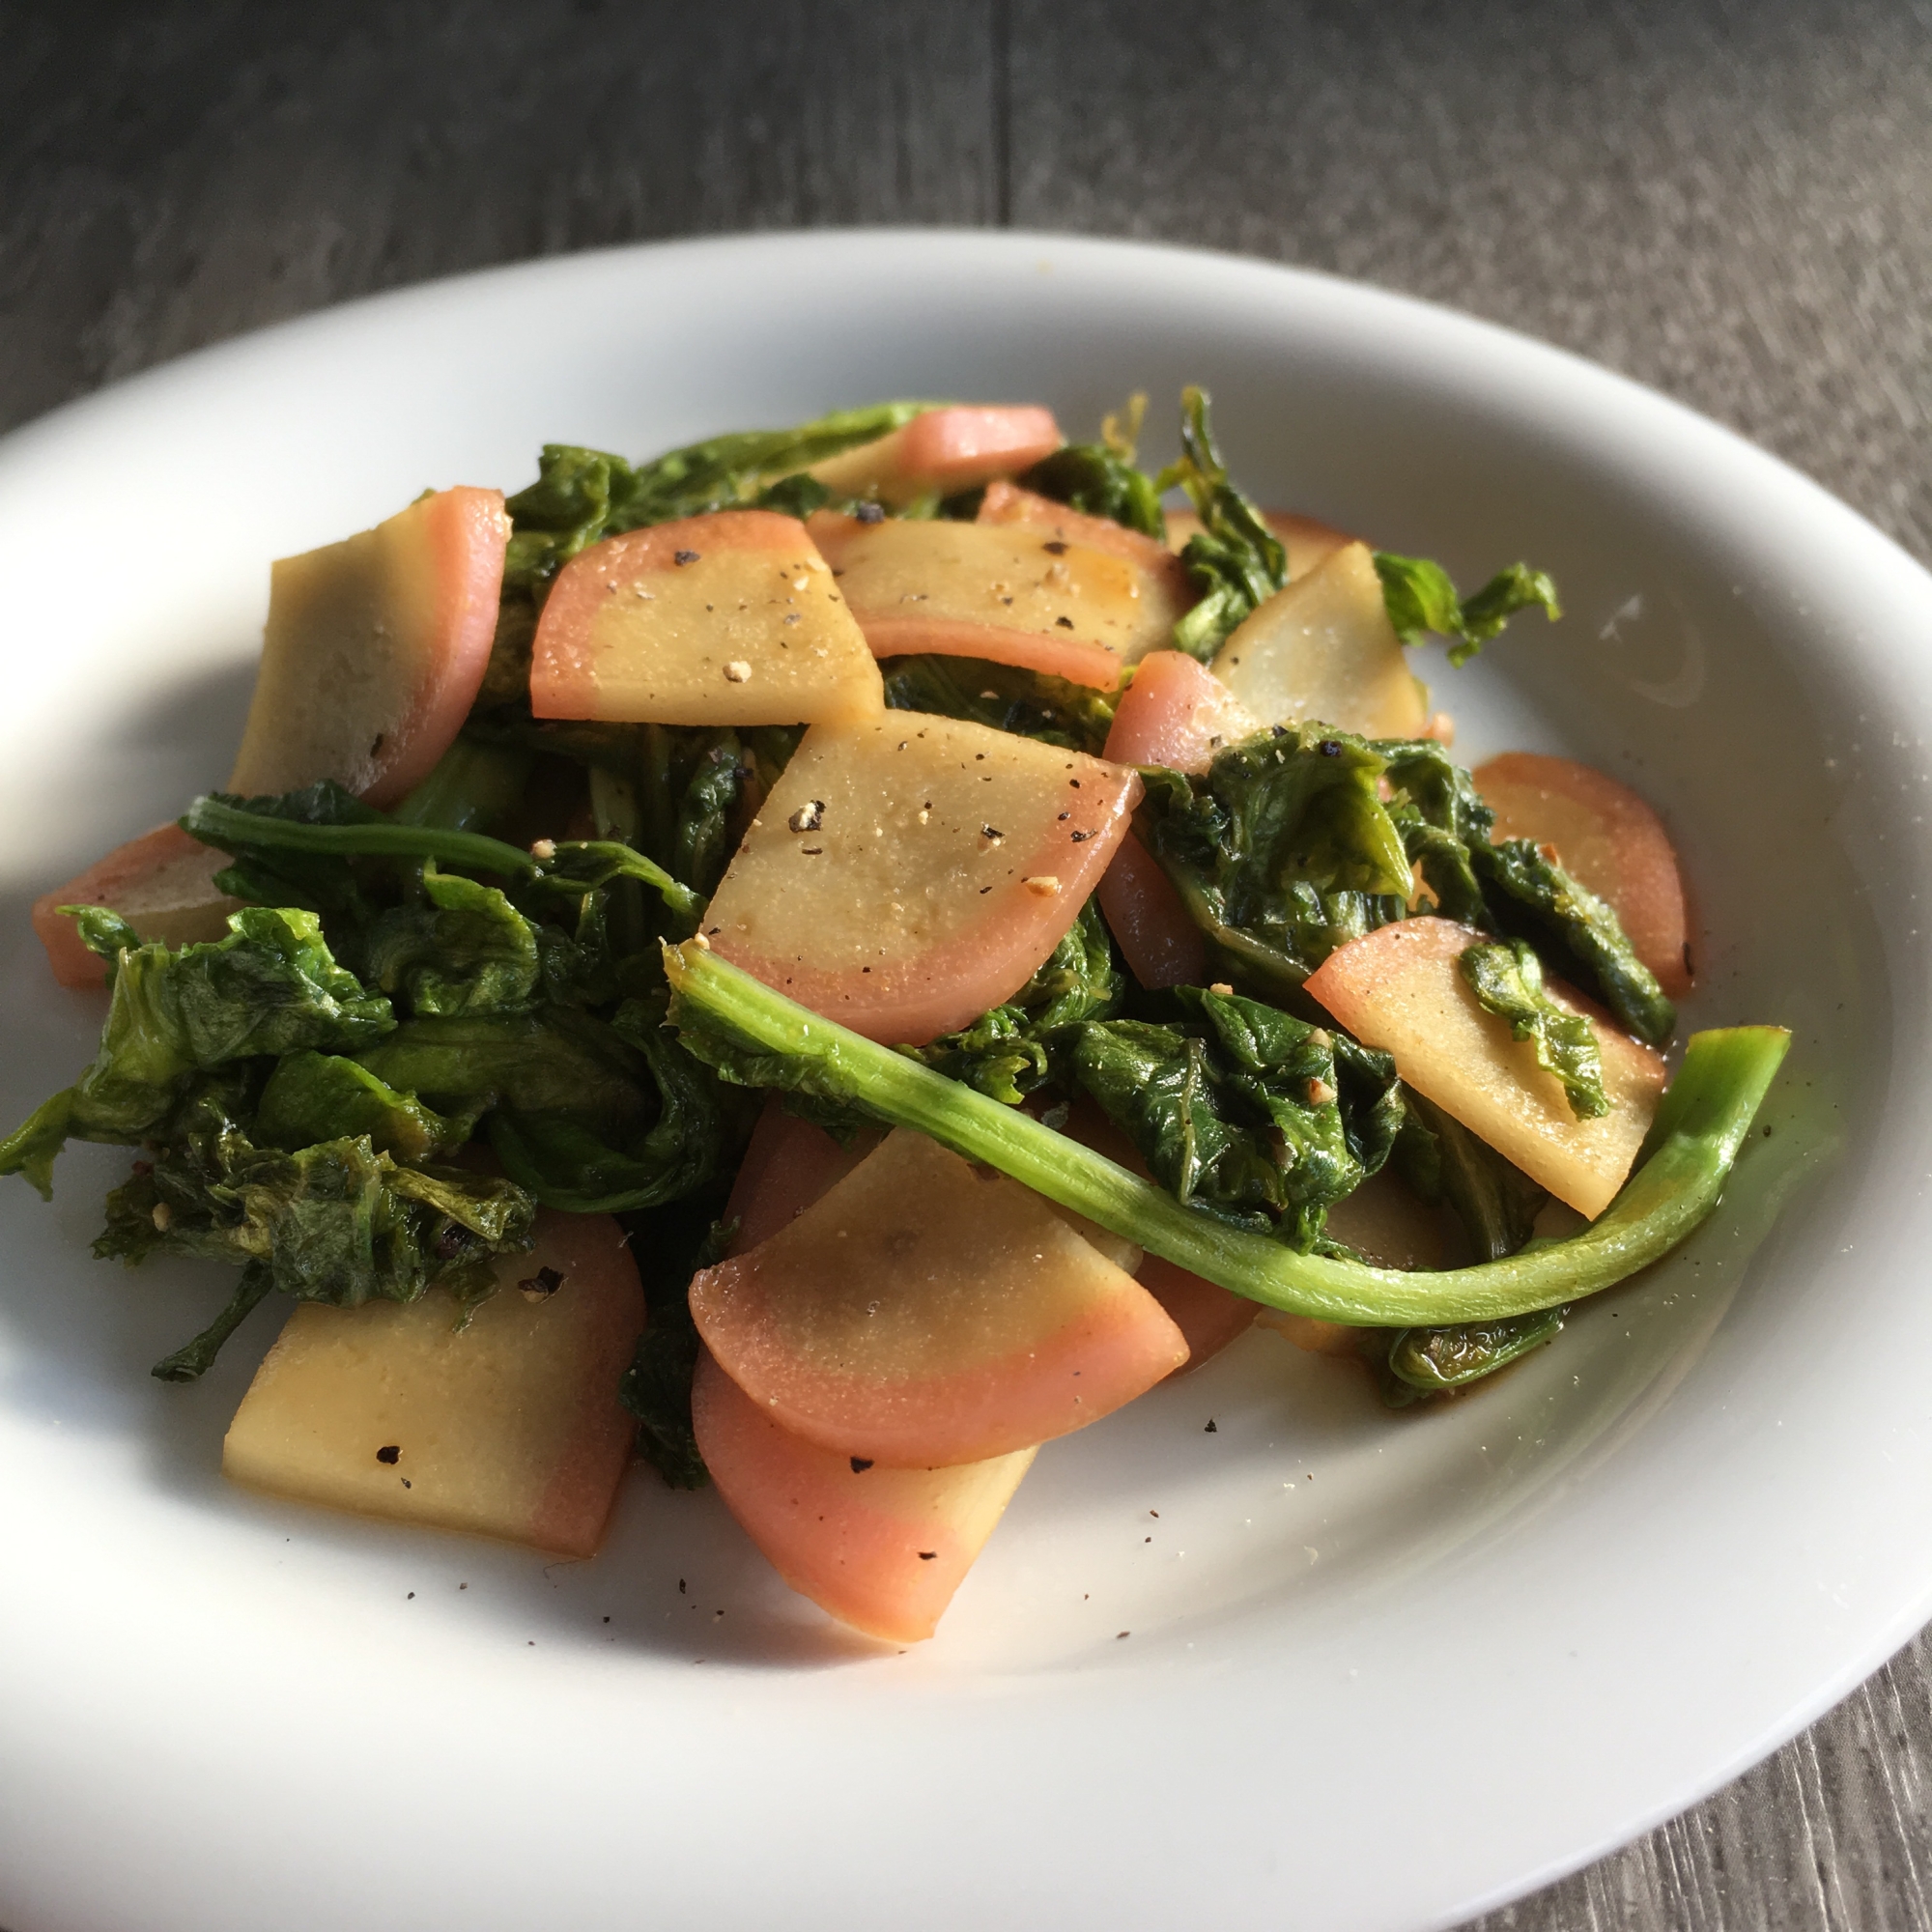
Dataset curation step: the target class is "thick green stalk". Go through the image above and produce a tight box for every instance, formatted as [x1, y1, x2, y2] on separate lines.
[663, 941, 1788, 1326]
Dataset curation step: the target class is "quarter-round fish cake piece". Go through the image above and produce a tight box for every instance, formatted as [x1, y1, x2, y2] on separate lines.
[229, 484, 510, 808]
[693, 1349, 1037, 1644]
[529, 508, 883, 726]
[691, 1126, 1188, 1468]
[222, 1209, 643, 1557]
[810, 512, 1179, 686]
[700, 710, 1141, 1044]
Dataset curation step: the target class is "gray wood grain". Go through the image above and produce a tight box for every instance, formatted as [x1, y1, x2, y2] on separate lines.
[2, 4, 1928, 1926]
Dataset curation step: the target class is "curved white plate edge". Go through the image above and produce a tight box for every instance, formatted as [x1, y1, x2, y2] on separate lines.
[2, 229, 1930, 1932]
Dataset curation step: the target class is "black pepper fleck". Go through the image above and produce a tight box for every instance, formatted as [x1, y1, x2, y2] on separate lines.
[1042, 540, 1068, 554]
[850, 1457, 874, 1473]
[1055, 615, 1075, 629]
[673, 549, 700, 565]
[918, 1551, 937, 1561]
[855, 501, 885, 525]
[1204, 1419, 1217, 1433]
[376, 1445, 401, 1464]
[1318, 738, 1342, 757]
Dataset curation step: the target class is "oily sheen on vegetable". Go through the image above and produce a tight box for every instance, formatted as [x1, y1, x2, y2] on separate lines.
[3, 384, 1790, 1646]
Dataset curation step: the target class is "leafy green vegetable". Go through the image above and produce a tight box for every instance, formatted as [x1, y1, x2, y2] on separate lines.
[882, 655, 1118, 755]
[906, 899, 1123, 1104]
[1381, 1304, 1568, 1405]
[526, 838, 705, 936]
[255, 1052, 468, 1162]
[1373, 552, 1561, 667]
[486, 995, 751, 1214]
[1393, 1088, 1547, 1264]
[1157, 387, 1288, 661]
[93, 1072, 535, 1378]
[0, 908, 395, 1191]
[1143, 731, 1671, 1046]
[666, 940, 1787, 1325]
[1460, 937, 1608, 1120]
[1377, 738, 1674, 1045]
[366, 869, 542, 1017]
[502, 403, 934, 596]
[1138, 724, 1413, 1002]
[1018, 445, 1166, 540]
[151, 1267, 273, 1384]
[1009, 390, 1165, 538]
[1072, 987, 1398, 1249]
[353, 1009, 651, 1131]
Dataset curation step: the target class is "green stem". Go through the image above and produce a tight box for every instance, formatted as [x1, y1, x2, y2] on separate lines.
[150, 1264, 272, 1382]
[183, 797, 540, 880]
[664, 941, 1789, 1326]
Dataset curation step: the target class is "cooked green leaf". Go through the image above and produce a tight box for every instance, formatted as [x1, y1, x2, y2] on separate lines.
[1373, 552, 1560, 667]
[1138, 724, 1413, 1001]
[1377, 738, 1674, 1046]
[93, 1074, 535, 1378]
[255, 1051, 468, 1162]
[1157, 387, 1287, 660]
[0, 908, 395, 1190]
[1018, 442, 1166, 540]
[486, 994, 752, 1213]
[366, 868, 542, 1017]
[1460, 937, 1608, 1120]
[502, 404, 934, 596]
[1071, 986, 1395, 1249]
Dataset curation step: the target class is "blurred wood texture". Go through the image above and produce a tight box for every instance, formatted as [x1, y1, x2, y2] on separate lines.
[3, 4, 1929, 1925]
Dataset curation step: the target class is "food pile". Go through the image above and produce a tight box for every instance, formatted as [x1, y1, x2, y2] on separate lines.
[1, 391, 1786, 1642]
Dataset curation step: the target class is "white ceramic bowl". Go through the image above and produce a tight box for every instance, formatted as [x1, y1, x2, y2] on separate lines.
[1, 232, 1927, 1932]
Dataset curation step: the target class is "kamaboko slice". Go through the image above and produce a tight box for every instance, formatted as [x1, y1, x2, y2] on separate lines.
[229, 485, 510, 809]
[809, 511, 1178, 689]
[806, 405, 1063, 508]
[690, 1127, 1187, 1467]
[529, 509, 882, 726]
[1211, 541, 1430, 740]
[700, 710, 1140, 1044]
[34, 824, 242, 989]
[692, 1349, 1036, 1644]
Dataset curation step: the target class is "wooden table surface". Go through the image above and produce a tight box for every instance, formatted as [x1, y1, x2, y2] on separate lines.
[5, 4, 1930, 1926]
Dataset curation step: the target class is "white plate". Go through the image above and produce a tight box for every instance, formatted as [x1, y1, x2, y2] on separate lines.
[0, 232, 1927, 1932]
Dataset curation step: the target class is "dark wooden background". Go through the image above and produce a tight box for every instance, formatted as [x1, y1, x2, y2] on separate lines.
[5, 4, 1929, 1926]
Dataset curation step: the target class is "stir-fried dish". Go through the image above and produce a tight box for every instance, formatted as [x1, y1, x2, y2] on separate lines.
[1, 390, 1787, 1642]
